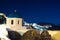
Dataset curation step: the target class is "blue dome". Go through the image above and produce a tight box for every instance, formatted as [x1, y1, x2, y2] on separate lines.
[8, 13, 22, 18]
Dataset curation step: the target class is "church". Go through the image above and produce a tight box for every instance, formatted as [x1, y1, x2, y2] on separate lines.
[0, 12, 26, 31]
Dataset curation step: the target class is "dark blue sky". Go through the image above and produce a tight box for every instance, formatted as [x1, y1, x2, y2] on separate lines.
[0, 0, 60, 24]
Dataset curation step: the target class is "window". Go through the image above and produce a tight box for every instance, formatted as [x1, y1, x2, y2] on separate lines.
[11, 20, 13, 24]
[18, 20, 19, 24]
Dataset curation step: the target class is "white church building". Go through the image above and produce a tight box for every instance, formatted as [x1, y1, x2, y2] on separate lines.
[0, 12, 26, 31]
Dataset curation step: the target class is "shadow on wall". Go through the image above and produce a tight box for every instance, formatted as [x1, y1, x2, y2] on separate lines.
[8, 31, 22, 40]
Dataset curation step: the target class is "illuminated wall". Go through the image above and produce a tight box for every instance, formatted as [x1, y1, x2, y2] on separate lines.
[6, 18, 23, 31]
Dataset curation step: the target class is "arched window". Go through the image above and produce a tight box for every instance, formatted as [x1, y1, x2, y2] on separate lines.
[11, 20, 13, 24]
[18, 20, 19, 24]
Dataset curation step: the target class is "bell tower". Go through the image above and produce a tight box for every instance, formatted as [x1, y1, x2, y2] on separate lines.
[6, 10, 23, 31]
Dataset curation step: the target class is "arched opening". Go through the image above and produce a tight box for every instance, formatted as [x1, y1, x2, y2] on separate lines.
[18, 20, 19, 24]
[0, 15, 6, 24]
[11, 20, 14, 25]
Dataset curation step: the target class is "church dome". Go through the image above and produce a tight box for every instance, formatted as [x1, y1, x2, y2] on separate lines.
[8, 12, 22, 18]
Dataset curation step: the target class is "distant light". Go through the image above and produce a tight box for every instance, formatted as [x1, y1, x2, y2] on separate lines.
[32, 23, 37, 26]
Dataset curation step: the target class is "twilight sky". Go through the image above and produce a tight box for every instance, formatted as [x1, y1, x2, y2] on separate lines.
[0, 0, 60, 24]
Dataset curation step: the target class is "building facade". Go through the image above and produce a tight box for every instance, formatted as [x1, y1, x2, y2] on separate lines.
[0, 13, 26, 31]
